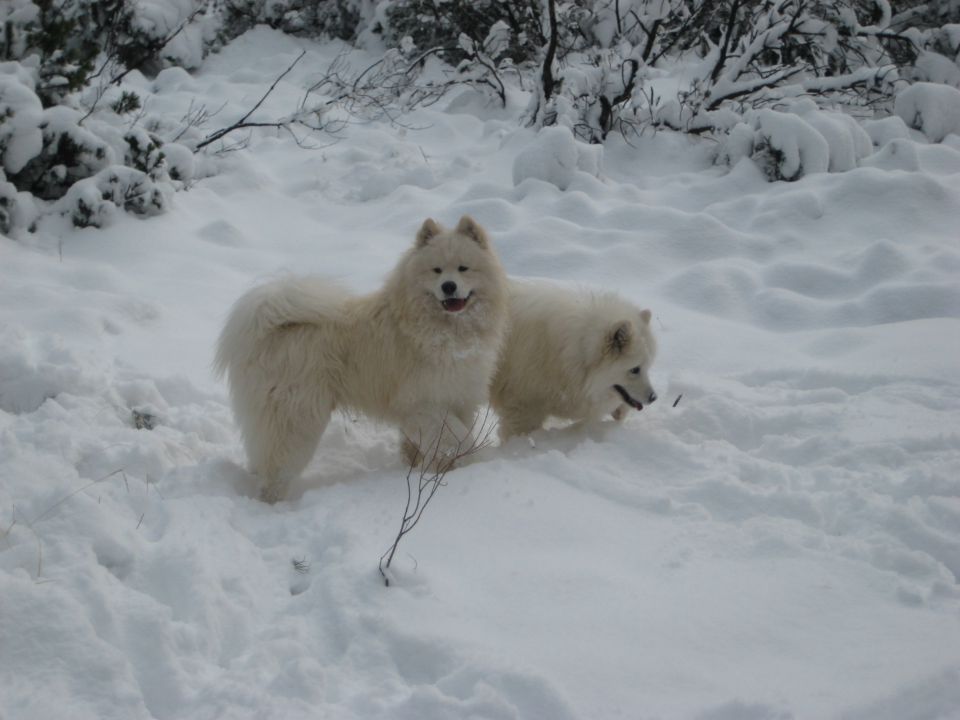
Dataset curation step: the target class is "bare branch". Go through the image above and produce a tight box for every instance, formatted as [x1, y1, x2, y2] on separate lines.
[195, 50, 307, 151]
[379, 411, 497, 587]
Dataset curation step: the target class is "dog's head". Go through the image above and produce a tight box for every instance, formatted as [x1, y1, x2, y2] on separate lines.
[407, 215, 503, 316]
[591, 309, 658, 412]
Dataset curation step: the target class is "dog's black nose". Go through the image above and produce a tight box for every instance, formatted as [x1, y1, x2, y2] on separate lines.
[441, 281, 457, 296]
[648, 391, 657, 403]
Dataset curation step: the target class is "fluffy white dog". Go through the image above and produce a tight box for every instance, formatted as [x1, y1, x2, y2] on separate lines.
[215, 216, 508, 501]
[491, 279, 658, 439]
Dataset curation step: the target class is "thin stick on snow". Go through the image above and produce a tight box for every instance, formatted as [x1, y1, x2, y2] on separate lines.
[195, 50, 307, 151]
[379, 410, 497, 587]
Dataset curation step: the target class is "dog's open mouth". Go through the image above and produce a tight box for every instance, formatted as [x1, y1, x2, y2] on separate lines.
[613, 384, 643, 410]
[441, 293, 473, 313]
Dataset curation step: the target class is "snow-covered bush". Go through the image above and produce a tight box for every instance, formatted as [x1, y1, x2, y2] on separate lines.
[894, 82, 960, 142]
[0, 0, 212, 232]
[793, 101, 873, 173]
[123, 127, 165, 177]
[159, 141, 195, 183]
[514, 0, 913, 146]
[57, 165, 169, 228]
[0, 171, 17, 234]
[1, 0, 211, 105]
[384, 0, 541, 66]
[214, 0, 367, 43]
[718, 103, 875, 181]
[0, 0, 958, 233]
[10, 105, 114, 199]
[0, 66, 44, 176]
[750, 110, 831, 182]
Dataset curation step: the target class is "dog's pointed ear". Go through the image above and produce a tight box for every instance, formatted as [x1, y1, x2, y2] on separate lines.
[639, 309, 652, 325]
[416, 218, 442, 247]
[606, 321, 633, 356]
[456, 215, 489, 248]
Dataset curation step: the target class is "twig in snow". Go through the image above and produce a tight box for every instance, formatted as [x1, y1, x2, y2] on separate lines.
[379, 411, 497, 587]
[194, 50, 308, 151]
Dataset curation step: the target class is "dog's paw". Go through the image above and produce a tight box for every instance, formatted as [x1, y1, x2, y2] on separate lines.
[258, 481, 287, 504]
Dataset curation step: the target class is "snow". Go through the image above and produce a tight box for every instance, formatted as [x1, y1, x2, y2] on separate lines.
[894, 81, 960, 143]
[913, 51, 960, 89]
[796, 104, 873, 173]
[3, 27, 960, 720]
[863, 115, 913, 147]
[512, 125, 602, 190]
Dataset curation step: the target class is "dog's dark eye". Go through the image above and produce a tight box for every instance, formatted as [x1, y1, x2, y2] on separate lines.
[630, 366, 641, 375]
[458, 265, 468, 272]
[433, 267, 442, 274]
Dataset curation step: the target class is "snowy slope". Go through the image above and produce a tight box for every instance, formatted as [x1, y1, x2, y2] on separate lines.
[2, 28, 960, 720]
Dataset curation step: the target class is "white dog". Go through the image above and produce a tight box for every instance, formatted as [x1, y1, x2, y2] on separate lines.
[215, 216, 508, 502]
[491, 279, 657, 439]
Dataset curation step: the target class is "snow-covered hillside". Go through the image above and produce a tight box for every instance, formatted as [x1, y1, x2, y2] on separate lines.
[2, 28, 960, 720]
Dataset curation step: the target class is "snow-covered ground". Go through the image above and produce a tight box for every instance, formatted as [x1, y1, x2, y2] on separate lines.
[3, 28, 960, 720]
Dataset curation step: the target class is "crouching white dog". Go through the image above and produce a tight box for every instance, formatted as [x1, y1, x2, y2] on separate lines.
[491, 279, 657, 440]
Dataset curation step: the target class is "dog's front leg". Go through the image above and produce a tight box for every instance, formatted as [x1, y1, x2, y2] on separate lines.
[399, 410, 471, 471]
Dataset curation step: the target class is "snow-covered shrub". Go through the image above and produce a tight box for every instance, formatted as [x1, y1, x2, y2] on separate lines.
[515, 0, 911, 146]
[384, 0, 541, 66]
[0, 0, 219, 232]
[718, 102, 876, 180]
[215, 0, 366, 43]
[792, 102, 872, 173]
[123, 127, 165, 178]
[11, 105, 114, 199]
[1, 0, 97, 105]
[716, 122, 759, 168]
[543, 48, 649, 143]
[58, 165, 169, 228]
[749, 109, 830, 182]
[1, 0, 212, 106]
[449, 22, 516, 107]
[0, 171, 17, 234]
[0, 66, 44, 176]
[160, 142, 195, 183]
[894, 82, 960, 142]
[0, 77, 180, 231]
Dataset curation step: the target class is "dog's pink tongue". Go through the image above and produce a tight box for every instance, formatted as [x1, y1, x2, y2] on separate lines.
[442, 298, 467, 312]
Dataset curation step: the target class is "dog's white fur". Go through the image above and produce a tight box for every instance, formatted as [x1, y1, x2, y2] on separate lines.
[214, 216, 508, 502]
[491, 279, 657, 439]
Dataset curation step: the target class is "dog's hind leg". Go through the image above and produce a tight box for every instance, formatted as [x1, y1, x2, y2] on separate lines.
[496, 405, 547, 441]
[245, 390, 333, 503]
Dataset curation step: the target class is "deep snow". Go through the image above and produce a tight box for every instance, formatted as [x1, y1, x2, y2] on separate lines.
[2, 27, 960, 720]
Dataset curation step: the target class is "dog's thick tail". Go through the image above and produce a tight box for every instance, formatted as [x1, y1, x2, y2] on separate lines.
[213, 275, 348, 378]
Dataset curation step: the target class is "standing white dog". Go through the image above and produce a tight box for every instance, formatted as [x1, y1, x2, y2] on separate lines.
[215, 216, 508, 502]
[491, 279, 658, 439]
